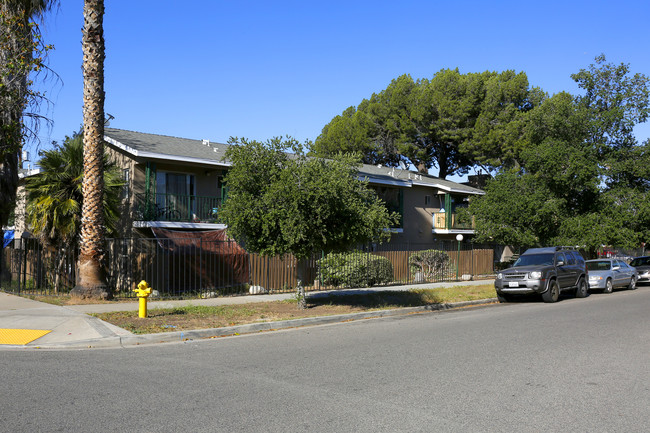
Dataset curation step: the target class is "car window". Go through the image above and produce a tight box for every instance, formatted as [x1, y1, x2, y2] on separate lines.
[586, 261, 611, 271]
[575, 253, 585, 266]
[630, 257, 650, 267]
[565, 252, 576, 265]
[556, 252, 566, 265]
[513, 254, 554, 267]
[619, 262, 630, 270]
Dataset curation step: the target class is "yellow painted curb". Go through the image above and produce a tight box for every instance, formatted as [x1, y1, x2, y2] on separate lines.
[0, 328, 51, 345]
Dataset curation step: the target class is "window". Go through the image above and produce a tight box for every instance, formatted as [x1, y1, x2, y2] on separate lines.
[587, 261, 611, 271]
[424, 195, 431, 206]
[513, 254, 554, 267]
[156, 171, 195, 217]
[372, 186, 403, 228]
[566, 252, 575, 265]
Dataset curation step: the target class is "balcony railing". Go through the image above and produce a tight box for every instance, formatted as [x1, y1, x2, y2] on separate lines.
[433, 212, 474, 230]
[134, 193, 222, 223]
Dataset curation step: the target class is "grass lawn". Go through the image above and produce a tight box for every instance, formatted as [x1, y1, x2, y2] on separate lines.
[91, 284, 497, 334]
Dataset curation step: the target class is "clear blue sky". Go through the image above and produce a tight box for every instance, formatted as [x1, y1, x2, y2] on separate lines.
[31, 0, 650, 179]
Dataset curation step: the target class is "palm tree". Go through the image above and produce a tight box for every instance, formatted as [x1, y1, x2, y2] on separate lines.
[71, 0, 108, 299]
[26, 132, 124, 292]
[0, 0, 56, 272]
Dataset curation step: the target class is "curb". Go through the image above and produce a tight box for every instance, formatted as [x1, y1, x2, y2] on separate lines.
[17, 297, 498, 350]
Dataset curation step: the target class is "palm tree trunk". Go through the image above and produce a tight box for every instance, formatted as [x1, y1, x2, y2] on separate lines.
[72, 0, 109, 299]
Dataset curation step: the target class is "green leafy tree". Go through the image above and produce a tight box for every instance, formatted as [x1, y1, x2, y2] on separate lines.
[572, 54, 649, 155]
[25, 132, 124, 292]
[0, 0, 56, 241]
[463, 71, 545, 170]
[312, 70, 540, 179]
[219, 137, 398, 308]
[310, 105, 401, 167]
[470, 170, 564, 246]
[471, 56, 650, 250]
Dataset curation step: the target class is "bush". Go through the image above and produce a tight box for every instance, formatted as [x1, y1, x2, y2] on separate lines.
[408, 249, 452, 282]
[318, 252, 394, 288]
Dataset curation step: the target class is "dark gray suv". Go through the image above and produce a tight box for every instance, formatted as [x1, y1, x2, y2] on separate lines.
[495, 247, 588, 303]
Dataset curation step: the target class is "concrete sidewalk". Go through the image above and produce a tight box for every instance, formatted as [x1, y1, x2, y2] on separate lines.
[0, 292, 132, 348]
[0, 279, 496, 350]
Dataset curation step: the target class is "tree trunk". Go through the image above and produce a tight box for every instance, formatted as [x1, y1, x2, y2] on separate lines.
[296, 258, 307, 309]
[0, 4, 29, 231]
[72, 0, 110, 299]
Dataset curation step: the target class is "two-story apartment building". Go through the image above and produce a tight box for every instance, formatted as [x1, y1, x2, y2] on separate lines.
[104, 128, 484, 243]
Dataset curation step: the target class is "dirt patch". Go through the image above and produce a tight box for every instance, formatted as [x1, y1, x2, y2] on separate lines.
[93, 284, 497, 334]
[94, 301, 376, 334]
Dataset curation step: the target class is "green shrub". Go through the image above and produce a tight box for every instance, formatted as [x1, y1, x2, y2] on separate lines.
[408, 249, 452, 282]
[318, 252, 394, 288]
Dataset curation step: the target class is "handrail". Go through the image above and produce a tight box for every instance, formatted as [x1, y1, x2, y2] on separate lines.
[134, 193, 222, 222]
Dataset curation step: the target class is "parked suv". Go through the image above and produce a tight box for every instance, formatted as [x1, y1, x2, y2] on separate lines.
[495, 247, 588, 303]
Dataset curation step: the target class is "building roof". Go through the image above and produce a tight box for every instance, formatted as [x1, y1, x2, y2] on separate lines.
[357, 164, 484, 195]
[104, 128, 483, 195]
[104, 128, 230, 167]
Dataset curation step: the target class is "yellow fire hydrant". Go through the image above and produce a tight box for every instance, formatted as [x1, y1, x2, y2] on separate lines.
[133, 280, 152, 318]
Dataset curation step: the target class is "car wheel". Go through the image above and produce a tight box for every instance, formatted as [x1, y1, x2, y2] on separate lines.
[628, 277, 637, 290]
[604, 279, 613, 293]
[542, 280, 560, 303]
[575, 278, 588, 298]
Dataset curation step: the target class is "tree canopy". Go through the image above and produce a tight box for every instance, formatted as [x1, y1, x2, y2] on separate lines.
[25, 132, 124, 248]
[470, 55, 650, 249]
[310, 69, 542, 179]
[220, 137, 398, 308]
[0, 0, 56, 234]
[219, 137, 397, 260]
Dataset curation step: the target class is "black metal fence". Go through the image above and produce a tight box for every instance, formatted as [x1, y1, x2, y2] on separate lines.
[1, 237, 503, 298]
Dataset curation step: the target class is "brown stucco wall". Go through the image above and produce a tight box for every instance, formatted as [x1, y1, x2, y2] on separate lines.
[385, 185, 437, 245]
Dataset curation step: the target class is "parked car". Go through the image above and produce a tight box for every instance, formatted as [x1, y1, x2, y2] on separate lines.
[586, 259, 637, 293]
[494, 247, 588, 303]
[629, 256, 650, 283]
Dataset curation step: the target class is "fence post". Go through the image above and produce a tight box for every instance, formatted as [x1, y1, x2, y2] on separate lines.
[471, 243, 474, 278]
[407, 241, 410, 283]
[22, 241, 28, 293]
[15, 240, 22, 293]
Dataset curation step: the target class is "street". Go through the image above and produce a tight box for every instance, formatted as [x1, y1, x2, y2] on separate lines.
[2, 288, 649, 432]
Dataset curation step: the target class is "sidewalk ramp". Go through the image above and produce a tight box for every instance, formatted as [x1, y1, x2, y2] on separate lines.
[0, 328, 51, 345]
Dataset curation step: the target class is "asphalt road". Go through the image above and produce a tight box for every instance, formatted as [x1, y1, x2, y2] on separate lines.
[2, 288, 649, 432]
